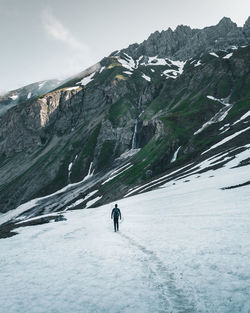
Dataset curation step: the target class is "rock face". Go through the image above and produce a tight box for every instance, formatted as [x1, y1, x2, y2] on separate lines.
[124, 17, 250, 60]
[0, 79, 62, 117]
[0, 17, 250, 215]
[243, 16, 250, 36]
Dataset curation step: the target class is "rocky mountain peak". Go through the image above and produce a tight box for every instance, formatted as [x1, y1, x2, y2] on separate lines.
[175, 24, 192, 32]
[217, 16, 237, 29]
[122, 16, 250, 61]
[243, 16, 250, 37]
[243, 16, 250, 28]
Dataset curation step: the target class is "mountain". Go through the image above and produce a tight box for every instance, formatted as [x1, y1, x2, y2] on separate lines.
[0, 16, 250, 222]
[0, 79, 62, 117]
[123, 16, 250, 60]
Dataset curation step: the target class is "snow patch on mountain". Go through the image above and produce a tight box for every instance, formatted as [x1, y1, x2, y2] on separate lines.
[161, 60, 186, 79]
[170, 60, 186, 74]
[223, 52, 233, 59]
[117, 149, 141, 160]
[78, 72, 95, 86]
[68, 162, 73, 172]
[83, 162, 95, 181]
[233, 110, 250, 125]
[171, 147, 181, 163]
[194, 95, 234, 135]
[194, 106, 232, 135]
[102, 163, 133, 185]
[99, 66, 105, 73]
[162, 69, 178, 79]
[118, 53, 137, 71]
[202, 127, 250, 155]
[66, 190, 99, 210]
[10, 94, 18, 100]
[86, 196, 102, 208]
[65, 86, 80, 91]
[219, 123, 230, 131]
[207, 95, 231, 107]
[141, 56, 168, 66]
[194, 60, 202, 67]
[142, 73, 151, 82]
[68, 198, 84, 208]
[123, 71, 133, 76]
[209, 52, 219, 58]
[117, 54, 185, 81]
[38, 81, 47, 89]
[125, 163, 193, 197]
[136, 56, 143, 67]
[130, 144, 250, 196]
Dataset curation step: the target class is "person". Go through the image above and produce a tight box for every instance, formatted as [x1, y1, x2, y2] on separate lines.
[111, 204, 122, 232]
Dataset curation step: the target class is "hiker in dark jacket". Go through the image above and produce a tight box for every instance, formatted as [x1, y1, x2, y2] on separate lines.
[111, 204, 122, 232]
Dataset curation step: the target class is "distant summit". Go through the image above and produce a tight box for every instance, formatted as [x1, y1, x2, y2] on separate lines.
[123, 16, 250, 60]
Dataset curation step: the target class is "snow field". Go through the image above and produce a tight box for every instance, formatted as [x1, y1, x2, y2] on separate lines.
[117, 54, 186, 81]
[0, 207, 166, 313]
[1, 155, 250, 312]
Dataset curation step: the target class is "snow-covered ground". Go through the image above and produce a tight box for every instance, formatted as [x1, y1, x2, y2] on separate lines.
[1, 151, 250, 313]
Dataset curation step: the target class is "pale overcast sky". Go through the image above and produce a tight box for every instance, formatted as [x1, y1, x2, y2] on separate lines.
[0, 0, 250, 92]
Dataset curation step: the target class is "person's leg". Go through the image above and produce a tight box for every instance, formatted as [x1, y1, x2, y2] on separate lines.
[115, 218, 119, 232]
[113, 218, 116, 231]
[117, 219, 119, 231]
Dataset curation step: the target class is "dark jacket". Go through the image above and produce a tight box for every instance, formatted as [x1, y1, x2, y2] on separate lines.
[111, 207, 121, 219]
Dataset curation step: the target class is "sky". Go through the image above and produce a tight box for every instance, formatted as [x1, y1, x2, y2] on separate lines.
[0, 0, 250, 93]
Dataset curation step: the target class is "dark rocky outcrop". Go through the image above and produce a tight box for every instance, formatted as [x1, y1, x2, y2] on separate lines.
[123, 17, 250, 60]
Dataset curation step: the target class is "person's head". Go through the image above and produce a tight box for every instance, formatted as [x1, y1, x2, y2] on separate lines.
[115, 204, 118, 208]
